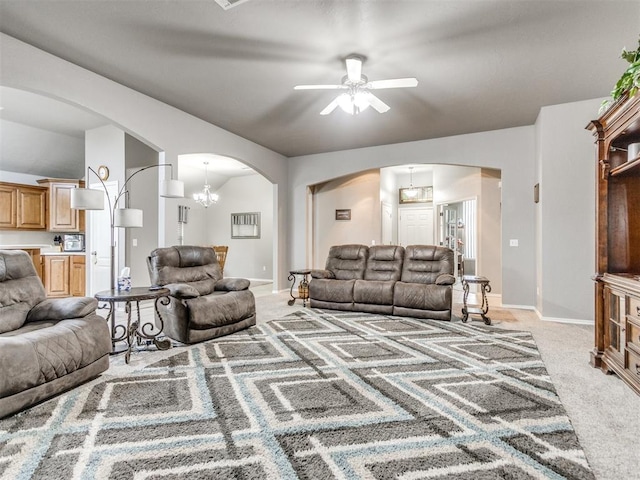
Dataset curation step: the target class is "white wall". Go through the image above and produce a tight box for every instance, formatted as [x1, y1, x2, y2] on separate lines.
[312, 170, 381, 267]
[535, 98, 600, 322]
[124, 135, 159, 286]
[1, 34, 289, 289]
[289, 127, 536, 307]
[201, 174, 274, 280]
[0, 119, 84, 178]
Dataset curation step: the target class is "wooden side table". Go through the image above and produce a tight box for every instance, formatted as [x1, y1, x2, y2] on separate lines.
[461, 275, 492, 325]
[288, 269, 311, 307]
[95, 286, 172, 363]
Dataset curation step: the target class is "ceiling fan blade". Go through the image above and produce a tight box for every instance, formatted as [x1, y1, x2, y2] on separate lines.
[366, 93, 390, 113]
[320, 97, 340, 115]
[345, 55, 362, 83]
[294, 84, 346, 90]
[368, 78, 418, 89]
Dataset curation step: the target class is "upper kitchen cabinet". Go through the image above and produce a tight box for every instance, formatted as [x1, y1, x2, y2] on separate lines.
[37, 179, 84, 232]
[0, 182, 47, 230]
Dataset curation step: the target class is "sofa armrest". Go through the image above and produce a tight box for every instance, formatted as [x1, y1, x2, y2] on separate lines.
[27, 297, 98, 322]
[435, 274, 456, 286]
[165, 283, 201, 299]
[215, 278, 250, 291]
[310, 269, 335, 279]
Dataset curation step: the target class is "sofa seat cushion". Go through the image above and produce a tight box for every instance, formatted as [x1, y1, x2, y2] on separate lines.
[0, 315, 111, 400]
[393, 282, 452, 311]
[184, 290, 256, 330]
[354, 279, 395, 305]
[309, 279, 355, 304]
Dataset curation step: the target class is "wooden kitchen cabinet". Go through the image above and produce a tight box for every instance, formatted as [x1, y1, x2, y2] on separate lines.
[43, 254, 86, 297]
[70, 255, 86, 297]
[0, 182, 47, 230]
[44, 255, 71, 297]
[37, 178, 83, 232]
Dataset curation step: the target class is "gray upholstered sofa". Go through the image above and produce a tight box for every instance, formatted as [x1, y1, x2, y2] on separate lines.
[147, 245, 256, 344]
[309, 244, 455, 320]
[0, 250, 111, 419]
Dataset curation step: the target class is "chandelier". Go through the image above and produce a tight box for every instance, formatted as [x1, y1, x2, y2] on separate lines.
[193, 161, 219, 207]
[405, 166, 418, 198]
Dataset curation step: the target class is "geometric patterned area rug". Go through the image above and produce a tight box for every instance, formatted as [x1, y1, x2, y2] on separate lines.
[0, 309, 594, 479]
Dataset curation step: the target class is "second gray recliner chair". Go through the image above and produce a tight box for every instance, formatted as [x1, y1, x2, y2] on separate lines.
[147, 245, 256, 344]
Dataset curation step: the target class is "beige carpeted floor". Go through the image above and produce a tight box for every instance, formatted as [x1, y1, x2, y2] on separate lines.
[111, 283, 639, 480]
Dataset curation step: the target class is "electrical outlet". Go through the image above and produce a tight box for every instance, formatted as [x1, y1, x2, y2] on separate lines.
[262, 265, 266, 271]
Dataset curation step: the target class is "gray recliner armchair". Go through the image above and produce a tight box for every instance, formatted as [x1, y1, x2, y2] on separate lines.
[0, 250, 111, 419]
[147, 246, 256, 344]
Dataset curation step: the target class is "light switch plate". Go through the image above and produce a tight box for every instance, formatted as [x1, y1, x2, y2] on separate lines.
[509, 239, 519, 247]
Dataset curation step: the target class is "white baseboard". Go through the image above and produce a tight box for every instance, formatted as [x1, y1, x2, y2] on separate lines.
[534, 308, 594, 325]
[500, 304, 536, 310]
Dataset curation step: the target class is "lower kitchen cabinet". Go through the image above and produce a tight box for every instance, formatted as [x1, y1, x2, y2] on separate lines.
[43, 254, 85, 297]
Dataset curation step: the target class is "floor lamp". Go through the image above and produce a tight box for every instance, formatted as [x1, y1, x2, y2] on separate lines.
[71, 164, 184, 291]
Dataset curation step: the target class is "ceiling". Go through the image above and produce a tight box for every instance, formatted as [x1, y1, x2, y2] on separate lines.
[0, 1, 638, 161]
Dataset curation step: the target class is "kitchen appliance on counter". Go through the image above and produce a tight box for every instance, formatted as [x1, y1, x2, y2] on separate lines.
[62, 234, 85, 252]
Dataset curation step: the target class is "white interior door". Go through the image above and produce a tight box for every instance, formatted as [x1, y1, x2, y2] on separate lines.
[89, 181, 117, 294]
[398, 207, 434, 246]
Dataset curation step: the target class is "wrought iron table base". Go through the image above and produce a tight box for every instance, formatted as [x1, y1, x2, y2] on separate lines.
[461, 275, 492, 325]
[288, 269, 311, 307]
[96, 287, 172, 364]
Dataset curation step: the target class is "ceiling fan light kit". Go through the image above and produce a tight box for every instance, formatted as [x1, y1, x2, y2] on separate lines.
[295, 54, 418, 116]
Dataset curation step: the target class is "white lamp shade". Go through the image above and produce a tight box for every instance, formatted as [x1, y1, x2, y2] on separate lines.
[70, 188, 105, 210]
[114, 208, 143, 228]
[160, 179, 184, 198]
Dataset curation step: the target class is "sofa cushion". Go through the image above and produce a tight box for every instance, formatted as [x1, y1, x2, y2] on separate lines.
[27, 297, 98, 322]
[309, 278, 355, 303]
[148, 246, 222, 288]
[393, 281, 452, 311]
[325, 244, 368, 280]
[400, 245, 454, 284]
[184, 290, 256, 329]
[0, 251, 46, 334]
[0, 315, 111, 400]
[364, 245, 404, 282]
[354, 279, 395, 305]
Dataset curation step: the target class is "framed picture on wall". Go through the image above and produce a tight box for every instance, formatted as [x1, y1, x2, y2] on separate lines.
[231, 212, 261, 239]
[399, 186, 433, 204]
[335, 209, 351, 221]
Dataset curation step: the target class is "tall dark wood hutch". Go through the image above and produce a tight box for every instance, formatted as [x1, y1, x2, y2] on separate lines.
[587, 92, 640, 394]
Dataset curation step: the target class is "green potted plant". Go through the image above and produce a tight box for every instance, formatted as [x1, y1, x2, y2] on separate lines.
[602, 36, 640, 111]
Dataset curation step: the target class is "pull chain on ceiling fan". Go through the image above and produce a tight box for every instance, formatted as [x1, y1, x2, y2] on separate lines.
[294, 54, 418, 115]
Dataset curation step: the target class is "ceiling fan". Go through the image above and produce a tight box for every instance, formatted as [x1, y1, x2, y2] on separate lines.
[294, 54, 418, 116]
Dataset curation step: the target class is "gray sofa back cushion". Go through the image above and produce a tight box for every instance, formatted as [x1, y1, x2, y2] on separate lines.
[364, 245, 404, 281]
[148, 246, 222, 296]
[400, 245, 454, 284]
[325, 244, 369, 280]
[0, 250, 46, 334]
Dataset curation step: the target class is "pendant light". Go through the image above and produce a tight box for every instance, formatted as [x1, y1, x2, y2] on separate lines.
[193, 161, 219, 207]
[405, 166, 418, 198]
